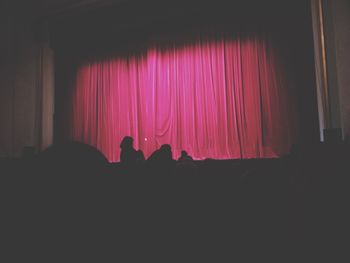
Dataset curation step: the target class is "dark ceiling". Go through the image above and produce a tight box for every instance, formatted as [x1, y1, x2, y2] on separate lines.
[47, 0, 312, 55]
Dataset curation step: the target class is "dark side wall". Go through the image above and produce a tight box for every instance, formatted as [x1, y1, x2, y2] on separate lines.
[326, 0, 350, 138]
[0, 1, 42, 157]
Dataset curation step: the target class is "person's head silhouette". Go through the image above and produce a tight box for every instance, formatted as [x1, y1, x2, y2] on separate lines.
[159, 144, 172, 160]
[181, 151, 188, 158]
[178, 150, 193, 162]
[119, 136, 138, 164]
[120, 136, 134, 150]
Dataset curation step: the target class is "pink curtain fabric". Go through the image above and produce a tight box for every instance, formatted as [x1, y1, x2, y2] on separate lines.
[68, 36, 297, 162]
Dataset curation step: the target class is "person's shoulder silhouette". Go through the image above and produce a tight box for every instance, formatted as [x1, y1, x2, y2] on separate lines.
[148, 144, 173, 163]
[136, 150, 145, 162]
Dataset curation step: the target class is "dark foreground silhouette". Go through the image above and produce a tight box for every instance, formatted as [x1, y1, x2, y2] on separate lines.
[1, 140, 349, 261]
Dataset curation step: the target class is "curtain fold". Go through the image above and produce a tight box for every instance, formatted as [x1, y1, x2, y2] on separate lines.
[67, 35, 297, 162]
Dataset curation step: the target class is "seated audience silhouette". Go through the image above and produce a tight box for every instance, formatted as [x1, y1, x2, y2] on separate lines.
[120, 136, 138, 165]
[178, 150, 193, 162]
[147, 144, 175, 174]
[37, 140, 108, 177]
[136, 150, 145, 163]
[148, 144, 173, 163]
[176, 150, 197, 175]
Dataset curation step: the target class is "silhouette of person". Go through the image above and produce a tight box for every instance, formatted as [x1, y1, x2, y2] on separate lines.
[176, 150, 196, 175]
[136, 150, 145, 163]
[147, 144, 176, 174]
[148, 144, 173, 163]
[158, 144, 173, 162]
[178, 150, 193, 162]
[120, 136, 138, 165]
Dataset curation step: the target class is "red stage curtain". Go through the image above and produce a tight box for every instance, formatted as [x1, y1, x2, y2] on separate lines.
[67, 35, 297, 162]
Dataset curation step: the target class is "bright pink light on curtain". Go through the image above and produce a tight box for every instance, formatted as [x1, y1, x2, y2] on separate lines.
[68, 36, 297, 162]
